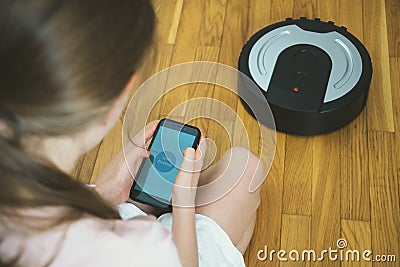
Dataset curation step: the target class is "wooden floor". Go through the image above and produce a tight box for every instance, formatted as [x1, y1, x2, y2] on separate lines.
[73, 0, 399, 266]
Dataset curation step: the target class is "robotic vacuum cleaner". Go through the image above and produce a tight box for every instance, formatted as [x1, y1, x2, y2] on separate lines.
[239, 18, 372, 135]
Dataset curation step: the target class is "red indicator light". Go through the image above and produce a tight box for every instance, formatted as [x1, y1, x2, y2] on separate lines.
[293, 86, 299, 93]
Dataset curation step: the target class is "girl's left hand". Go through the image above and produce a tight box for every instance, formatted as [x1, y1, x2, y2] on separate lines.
[93, 121, 159, 205]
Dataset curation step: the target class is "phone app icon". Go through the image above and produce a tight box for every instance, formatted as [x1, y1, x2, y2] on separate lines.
[154, 151, 176, 173]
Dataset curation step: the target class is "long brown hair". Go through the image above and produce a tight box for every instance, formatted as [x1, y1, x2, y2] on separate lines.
[0, 0, 155, 231]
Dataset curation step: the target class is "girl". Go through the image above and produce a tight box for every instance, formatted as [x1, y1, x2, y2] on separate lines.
[0, 0, 264, 266]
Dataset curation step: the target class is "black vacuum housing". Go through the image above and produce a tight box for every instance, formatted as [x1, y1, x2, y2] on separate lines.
[239, 18, 372, 135]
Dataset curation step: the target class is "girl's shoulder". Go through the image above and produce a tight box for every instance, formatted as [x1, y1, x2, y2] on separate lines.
[57, 214, 182, 266]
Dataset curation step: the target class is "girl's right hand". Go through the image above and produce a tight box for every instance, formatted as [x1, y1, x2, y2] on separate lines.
[172, 136, 207, 207]
[171, 136, 206, 267]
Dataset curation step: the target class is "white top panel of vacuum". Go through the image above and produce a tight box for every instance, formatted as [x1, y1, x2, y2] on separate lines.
[248, 24, 363, 103]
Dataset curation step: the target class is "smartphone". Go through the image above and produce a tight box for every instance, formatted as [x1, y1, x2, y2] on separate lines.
[130, 119, 201, 208]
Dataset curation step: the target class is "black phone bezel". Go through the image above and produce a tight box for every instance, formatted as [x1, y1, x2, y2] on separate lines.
[129, 118, 201, 208]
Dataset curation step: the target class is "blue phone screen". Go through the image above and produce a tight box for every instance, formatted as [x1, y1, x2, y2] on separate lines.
[134, 125, 197, 204]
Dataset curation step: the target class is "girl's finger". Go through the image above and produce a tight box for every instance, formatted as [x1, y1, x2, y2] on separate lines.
[124, 143, 149, 163]
[131, 120, 159, 147]
[197, 136, 207, 159]
[143, 120, 159, 143]
[176, 147, 195, 177]
[194, 137, 207, 172]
